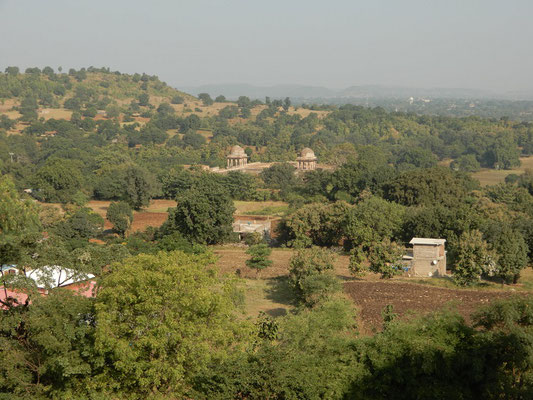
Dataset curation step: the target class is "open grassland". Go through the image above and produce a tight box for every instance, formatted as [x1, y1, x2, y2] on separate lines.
[234, 201, 288, 215]
[472, 156, 533, 185]
[38, 108, 73, 121]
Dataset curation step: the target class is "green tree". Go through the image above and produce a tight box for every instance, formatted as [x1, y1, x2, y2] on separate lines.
[367, 239, 405, 279]
[288, 247, 335, 297]
[53, 207, 104, 244]
[451, 154, 481, 172]
[93, 251, 246, 398]
[4, 66, 19, 75]
[246, 244, 272, 277]
[0, 176, 41, 270]
[137, 92, 150, 107]
[0, 291, 96, 398]
[451, 230, 494, 286]
[486, 224, 529, 284]
[105, 104, 120, 119]
[281, 201, 351, 248]
[343, 196, 405, 251]
[383, 167, 476, 207]
[222, 171, 258, 200]
[182, 131, 206, 149]
[124, 165, 155, 210]
[484, 135, 520, 170]
[349, 239, 404, 279]
[218, 105, 239, 119]
[171, 95, 184, 104]
[194, 299, 358, 399]
[106, 201, 133, 237]
[260, 162, 297, 190]
[34, 158, 84, 203]
[198, 92, 214, 106]
[163, 180, 235, 244]
[283, 97, 291, 111]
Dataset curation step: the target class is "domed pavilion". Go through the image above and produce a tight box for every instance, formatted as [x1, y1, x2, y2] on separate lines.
[227, 145, 248, 168]
[296, 147, 318, 170]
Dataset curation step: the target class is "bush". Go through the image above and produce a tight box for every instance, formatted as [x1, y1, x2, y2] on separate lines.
[245, 244, 272, 277]
[171, 95, 184, 104]
[289, 247, 335, 297]
[244, 232, 263, 246]
[300, 273, 342, 307]
[106, 201, 133, 237]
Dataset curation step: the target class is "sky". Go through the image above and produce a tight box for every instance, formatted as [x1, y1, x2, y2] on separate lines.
[0, 0, 532, 92]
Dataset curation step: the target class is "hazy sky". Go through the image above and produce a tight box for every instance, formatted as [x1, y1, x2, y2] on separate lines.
[0, 0, 532, 92]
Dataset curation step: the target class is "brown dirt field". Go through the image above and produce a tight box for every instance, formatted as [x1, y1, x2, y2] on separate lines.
[130, 212, 168, 232]
[214, 248, 351, 279]
[344, 281, 520, 332]
[86, 199, 174, 232]
[0, 99, 18, 112]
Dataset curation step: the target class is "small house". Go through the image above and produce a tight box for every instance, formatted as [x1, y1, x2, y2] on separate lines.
[404, 238, 446, 277]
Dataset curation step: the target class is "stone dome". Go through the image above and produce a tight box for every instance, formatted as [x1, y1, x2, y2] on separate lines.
[299, 147, 316, 159]
[229, 145, 246, 157]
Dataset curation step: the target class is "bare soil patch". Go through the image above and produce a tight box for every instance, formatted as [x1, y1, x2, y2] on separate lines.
[214, 248, 351, 279]
[86, 199, 173, 232]
[344, 280, 518, 332]
[130, 212, 168, 232]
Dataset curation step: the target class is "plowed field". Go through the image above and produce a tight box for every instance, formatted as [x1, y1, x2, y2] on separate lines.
[344, 281, 519, 332]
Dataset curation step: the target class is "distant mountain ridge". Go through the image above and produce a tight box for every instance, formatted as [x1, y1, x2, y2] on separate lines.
[179, 83, 533, 101]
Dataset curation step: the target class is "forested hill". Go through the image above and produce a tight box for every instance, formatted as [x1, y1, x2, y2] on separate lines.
[0, 66, 194, 117]
[1, 66, 533, 199]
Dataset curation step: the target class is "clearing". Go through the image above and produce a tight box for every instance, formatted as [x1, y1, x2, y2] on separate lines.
[214, 247, 533, 331]
[234, 201, 288, 215]
[86, 199, 176, 232]
[472, 156, 533, 185]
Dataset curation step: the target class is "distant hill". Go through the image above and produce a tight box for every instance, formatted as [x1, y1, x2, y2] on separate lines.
[0, 67, 195, 106]
[180, 83, 337, 100]
[179, 83, 533, 102]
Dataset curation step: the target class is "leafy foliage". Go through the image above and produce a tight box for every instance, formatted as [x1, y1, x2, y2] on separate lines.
[106, 201, 133, 237]
[93, 251, 247, 399]
[245, 244, 272, 277]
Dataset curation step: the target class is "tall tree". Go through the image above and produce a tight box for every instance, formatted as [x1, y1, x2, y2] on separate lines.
[163, 180, 235, 244]
[451, 230, 494, 286]
[106, 201, 133, 237]
[93, 251, 246, 398]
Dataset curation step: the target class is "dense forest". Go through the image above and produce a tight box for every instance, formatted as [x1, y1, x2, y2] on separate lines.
[1, 67, 533, 399]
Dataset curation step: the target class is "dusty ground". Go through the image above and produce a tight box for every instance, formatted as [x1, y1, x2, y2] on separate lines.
[129, 212, 168, 232]
[214, 247, 351, 279]
[344, 280, 519, 332]
[86, 199, 175, 232]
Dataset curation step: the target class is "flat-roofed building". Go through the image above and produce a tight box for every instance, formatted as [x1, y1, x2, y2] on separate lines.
[405, 238, 446, 277]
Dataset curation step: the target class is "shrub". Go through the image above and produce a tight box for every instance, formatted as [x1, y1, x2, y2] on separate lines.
[289, 247, 335, 296]
[300, 273, 342, 307]
[246, 244, 272, 277]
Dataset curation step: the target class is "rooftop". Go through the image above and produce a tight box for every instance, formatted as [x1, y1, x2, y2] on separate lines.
[25, 266, 95, 289]
[409, 238, 446, 246]
[229, 145, 246, 157]
[297, 147, 317, 160]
